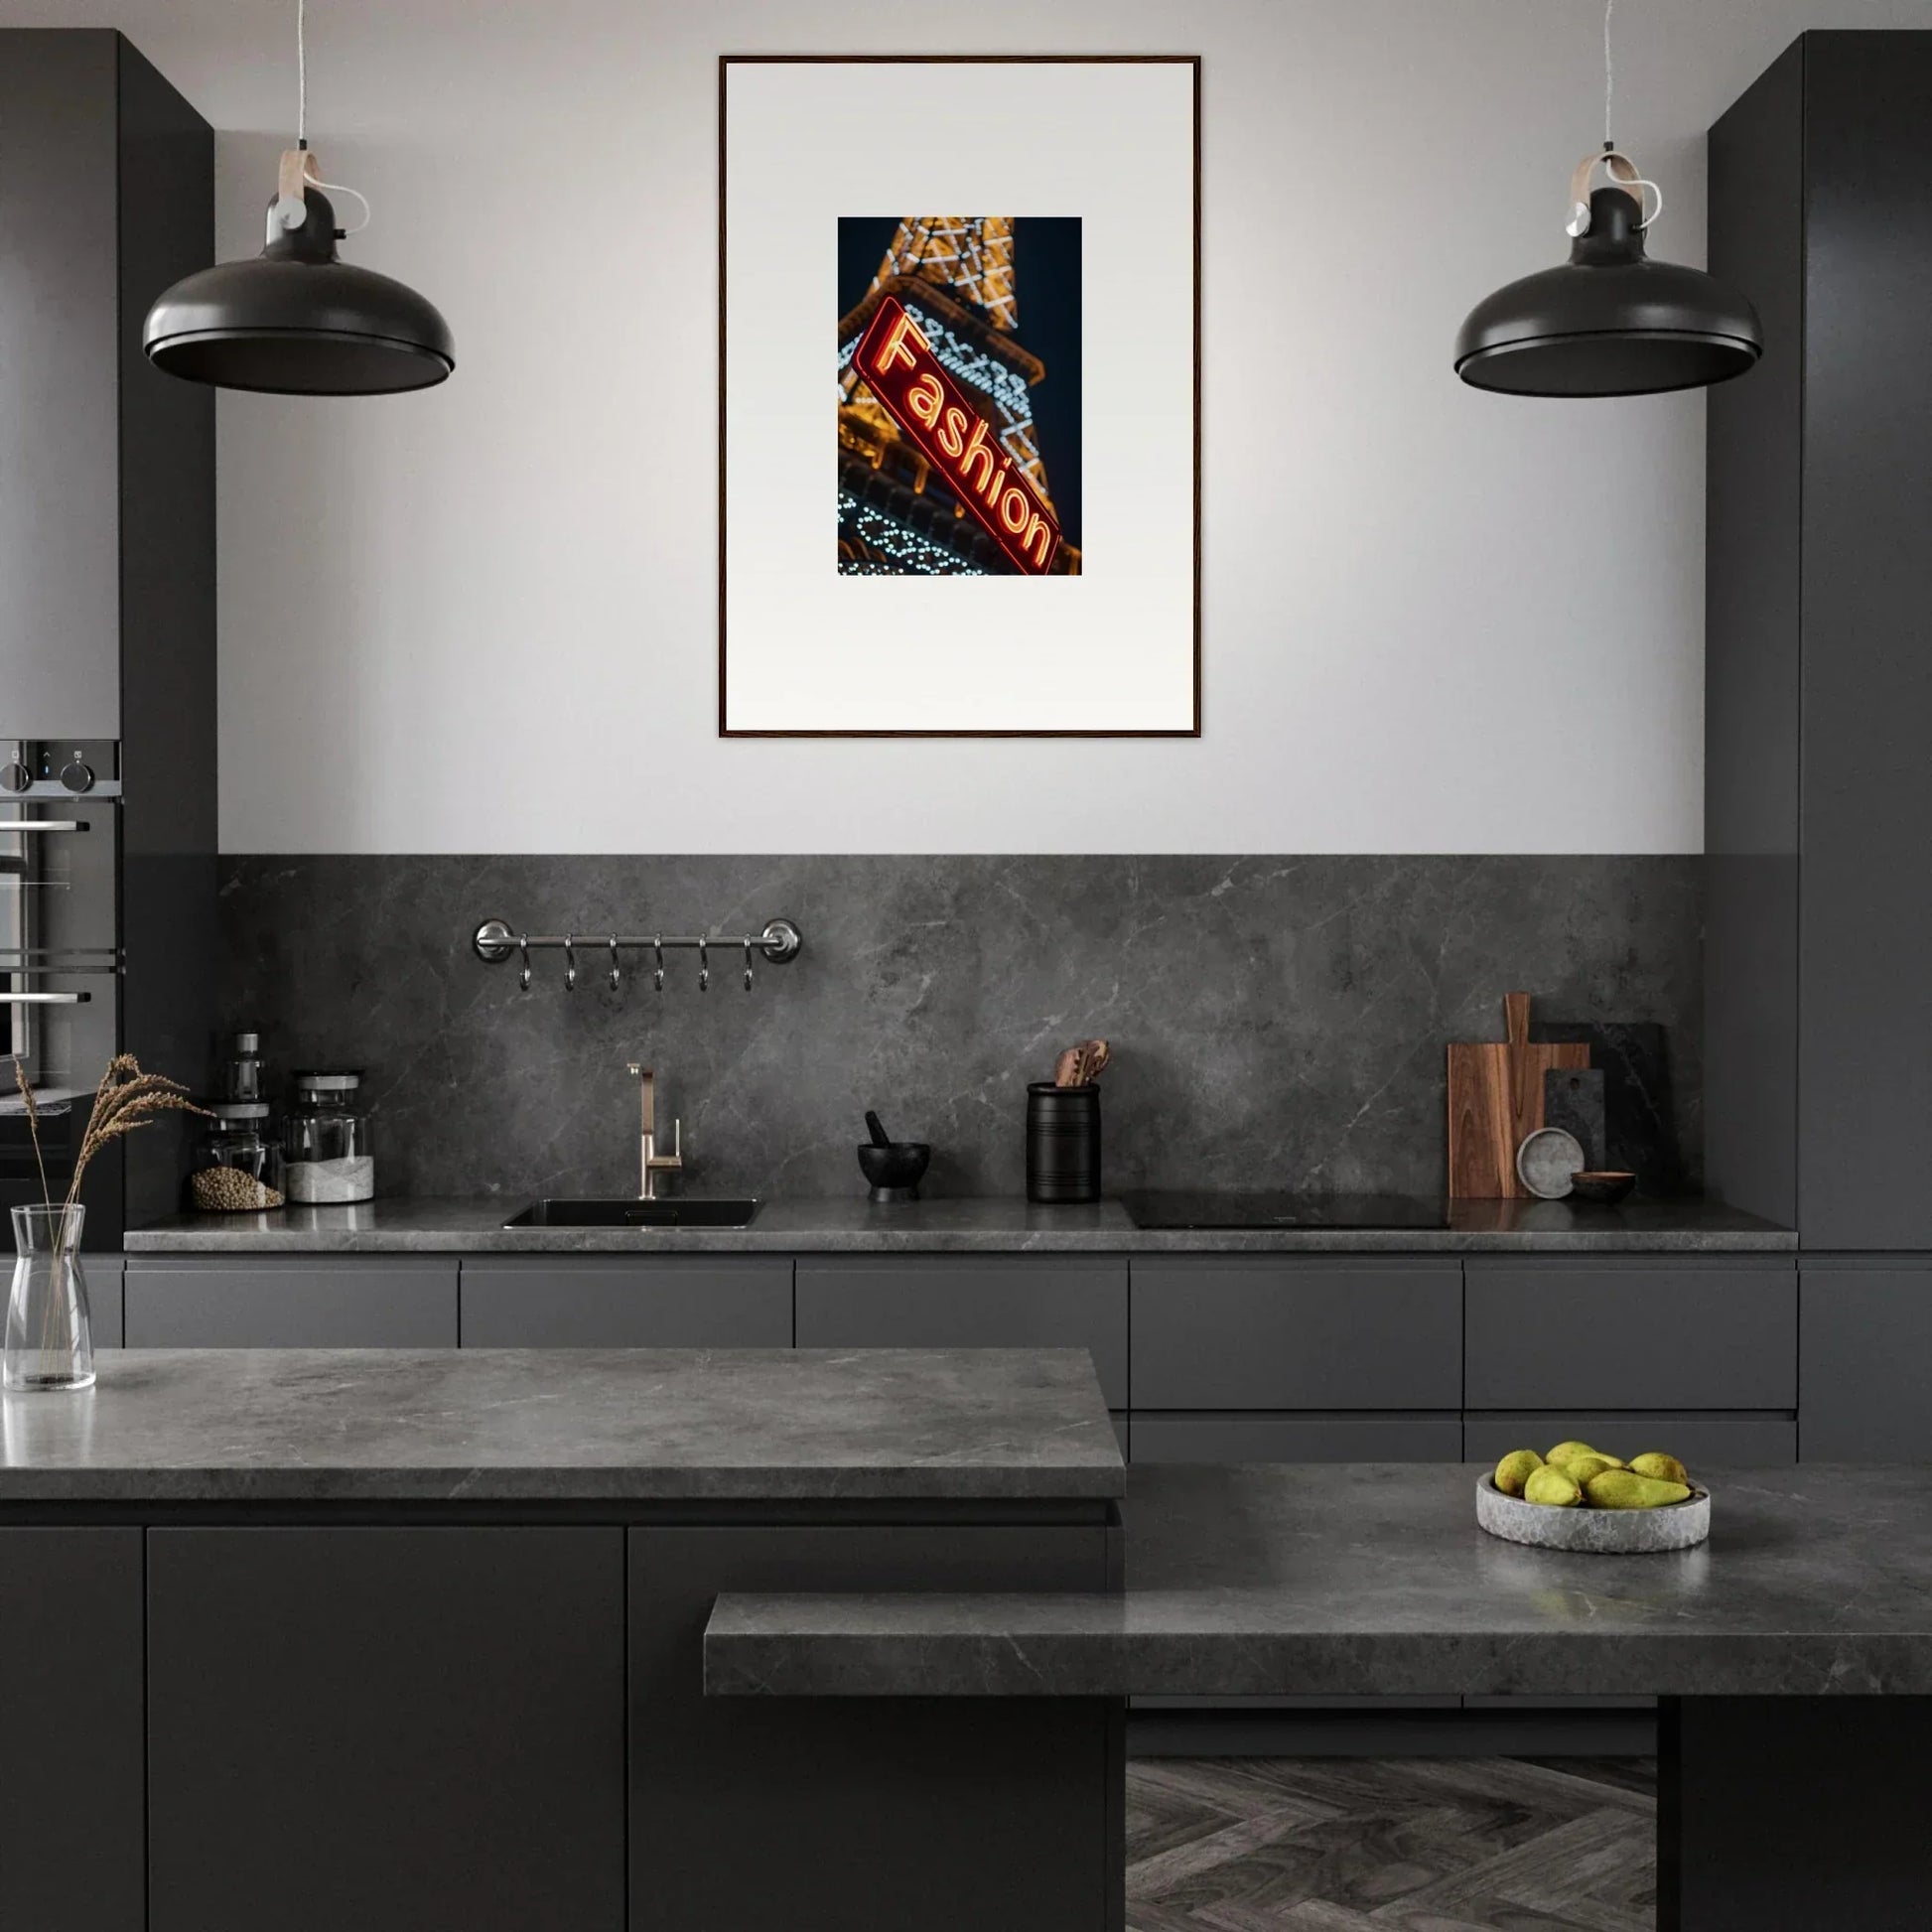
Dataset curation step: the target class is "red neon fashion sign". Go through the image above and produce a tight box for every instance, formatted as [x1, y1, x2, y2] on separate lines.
[854, 295, 1061, 576]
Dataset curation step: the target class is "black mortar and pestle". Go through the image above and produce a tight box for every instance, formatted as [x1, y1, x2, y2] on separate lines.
[858, 1110, 930, 1203]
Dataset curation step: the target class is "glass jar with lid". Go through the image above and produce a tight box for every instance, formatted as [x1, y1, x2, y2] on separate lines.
[283, 1070, 376, 1204]
[189, 1103, 286, 1213]
[217, 1031, 266, 1104]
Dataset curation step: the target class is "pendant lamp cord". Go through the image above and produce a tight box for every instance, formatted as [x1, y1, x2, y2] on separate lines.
[1603, 0, 1614, 148]
[285, 0, 372, 233]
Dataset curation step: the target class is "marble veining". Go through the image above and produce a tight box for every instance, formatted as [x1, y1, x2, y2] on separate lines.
[0, 1347, 1123, 1503]
[218, 855, 1703, 1203]
[705, 1461, 1932, 1698]
[123, 1193, 1793, 1253]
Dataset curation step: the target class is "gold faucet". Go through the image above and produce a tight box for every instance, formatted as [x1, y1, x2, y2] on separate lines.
[624, 1063, 683, 1199]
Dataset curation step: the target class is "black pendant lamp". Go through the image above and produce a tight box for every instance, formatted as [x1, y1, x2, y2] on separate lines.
[144, 1, 453, 395]
[1454, 1, 1759, 397]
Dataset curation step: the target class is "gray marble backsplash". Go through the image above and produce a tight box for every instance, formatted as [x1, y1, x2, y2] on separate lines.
[216, 857, 1702, 1203]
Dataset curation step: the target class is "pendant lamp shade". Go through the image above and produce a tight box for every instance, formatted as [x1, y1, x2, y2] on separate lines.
[144, 184, 454, 395]
[1455, 185, 1760, 398]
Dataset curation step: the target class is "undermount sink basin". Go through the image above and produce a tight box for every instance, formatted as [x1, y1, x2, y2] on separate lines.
[503, 1198, 761, 1229]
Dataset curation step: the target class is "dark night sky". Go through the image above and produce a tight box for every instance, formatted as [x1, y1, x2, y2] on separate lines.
[839, 217, 1082, 547]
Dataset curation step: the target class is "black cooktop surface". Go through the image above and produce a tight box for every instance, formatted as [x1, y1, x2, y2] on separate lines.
[1120, 1191, 1451, 1231]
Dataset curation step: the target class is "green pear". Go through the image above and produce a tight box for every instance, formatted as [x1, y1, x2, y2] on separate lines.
[1585, 1469, 1693, 1510]
[1494, 1449, 1543, 1496]
[1629, 1451, 1690, 1486]
[1524, 1465, 1585, 1507]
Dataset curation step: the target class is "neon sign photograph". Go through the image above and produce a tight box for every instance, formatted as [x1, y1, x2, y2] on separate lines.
[721, 56, 1196, 735]
[837, 217, 1082, 577]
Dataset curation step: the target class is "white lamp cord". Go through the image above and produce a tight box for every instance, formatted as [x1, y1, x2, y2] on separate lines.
[1603, 0, 1614, 150]
[277, 0, 372, 235]
[1568, 0, 1661, 233]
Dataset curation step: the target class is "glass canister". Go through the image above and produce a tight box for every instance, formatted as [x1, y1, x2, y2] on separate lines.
[217, 1031, 266, 1104]
[189, 1102, 286, 1212]
[283, 1070, 376, 1204]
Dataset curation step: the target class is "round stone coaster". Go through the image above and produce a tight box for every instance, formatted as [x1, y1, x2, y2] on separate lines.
[1476, 1474, 1711, 1553]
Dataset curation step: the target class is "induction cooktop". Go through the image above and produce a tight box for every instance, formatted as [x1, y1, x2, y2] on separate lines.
[1119, 1191, 1451, 1231]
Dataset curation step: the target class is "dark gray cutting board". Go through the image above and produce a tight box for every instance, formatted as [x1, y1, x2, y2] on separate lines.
[1543, 1066, 1606, 1172]
[1532, 1022, 1685, 1193]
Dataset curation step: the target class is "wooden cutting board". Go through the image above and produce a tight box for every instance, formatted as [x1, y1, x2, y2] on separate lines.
[1447, 993, 1590, 1198]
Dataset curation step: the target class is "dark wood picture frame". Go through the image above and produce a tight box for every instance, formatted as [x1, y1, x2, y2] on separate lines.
[718, 54, 1202, 739]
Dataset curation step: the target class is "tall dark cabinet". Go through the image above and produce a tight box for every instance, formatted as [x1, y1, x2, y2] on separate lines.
[0, 31, 215, 1244]
[1707, 31, 1932, 1456]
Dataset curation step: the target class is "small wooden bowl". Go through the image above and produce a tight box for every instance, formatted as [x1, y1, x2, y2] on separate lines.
[1568, 1171, 1637, 1206]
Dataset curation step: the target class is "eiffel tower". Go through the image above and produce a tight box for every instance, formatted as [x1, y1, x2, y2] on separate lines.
[838, 217, 1081, 576]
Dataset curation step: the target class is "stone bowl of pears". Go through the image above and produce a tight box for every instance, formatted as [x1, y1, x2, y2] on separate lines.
[1477, 1440, 1710, 1553]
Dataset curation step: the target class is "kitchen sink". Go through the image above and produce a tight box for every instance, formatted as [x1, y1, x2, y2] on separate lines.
[503, 1197, 761, 1229]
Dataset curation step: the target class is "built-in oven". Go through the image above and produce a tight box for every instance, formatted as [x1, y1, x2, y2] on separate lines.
[1, 741, 122, 1230]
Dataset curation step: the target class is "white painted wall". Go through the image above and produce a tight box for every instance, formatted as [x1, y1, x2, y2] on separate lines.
[5, 0, 1927, 853]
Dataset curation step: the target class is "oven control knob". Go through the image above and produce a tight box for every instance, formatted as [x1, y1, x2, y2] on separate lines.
[0, 761, 29, 793]
[59, 759, 94, 795]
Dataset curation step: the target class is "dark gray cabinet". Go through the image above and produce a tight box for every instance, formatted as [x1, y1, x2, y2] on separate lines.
[147, 1527, 625, 1932]
[1799, 1262, 1932, 1460]
[0, 29, 210, 734]
[125, 1257, 459, 1346]
[795, 1257, 1128, 1408]
[460, 1256, 791, 1347]
[0, 1529, 144, 1932]
[1131, 1258, 1461, 1411]
[1464, 1259, 1796, 1411]
[629, 1524, 1116, 1932]
[1, 31, 126, 731]
[1708, 33, 1932, 1250]
[1133, 1414, 1461, 1463]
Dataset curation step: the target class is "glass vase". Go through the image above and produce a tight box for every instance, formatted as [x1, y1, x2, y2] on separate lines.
[6, 1204, 95, 1394]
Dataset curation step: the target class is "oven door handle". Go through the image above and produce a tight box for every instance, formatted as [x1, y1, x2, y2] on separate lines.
[0, 821, 89, 835]
[0, 992, 90, 1005]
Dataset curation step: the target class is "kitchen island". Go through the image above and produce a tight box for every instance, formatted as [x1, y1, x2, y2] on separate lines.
[713, 1461, 1932, 1932]
[0, 1346, 1124, 1932]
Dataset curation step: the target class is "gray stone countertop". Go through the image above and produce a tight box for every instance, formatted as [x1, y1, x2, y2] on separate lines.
[706, 1461, 1932, 1699]
[122, 1194, 1795, 1255]
[0, 1347, 1123, 1504]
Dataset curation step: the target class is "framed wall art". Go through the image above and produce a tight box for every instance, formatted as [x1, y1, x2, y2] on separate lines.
[719, 55, 1200, 737]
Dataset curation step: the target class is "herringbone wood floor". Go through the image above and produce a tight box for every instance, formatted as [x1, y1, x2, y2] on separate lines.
[1126, 1756, 1657, 1931]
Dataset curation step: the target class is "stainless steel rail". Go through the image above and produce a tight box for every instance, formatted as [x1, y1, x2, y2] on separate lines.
[472, 916, 802, 993]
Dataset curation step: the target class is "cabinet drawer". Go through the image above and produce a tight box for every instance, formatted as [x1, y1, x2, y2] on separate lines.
[1464, 1260, 1795, 1410]
[1130, 1259, 1461, 1410]
[125, 1258, 458, 1347]
[1131, 1413, 1463, 1464]
[1800, 1263, 1932, 1460]
[460, 1258, 791, 1348]
[149, 1528, 623, 1932]
[1462, 1412, 1797, 1467]
[794, 1258, 1127, 1408]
